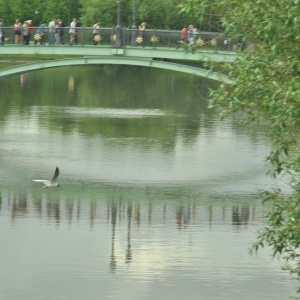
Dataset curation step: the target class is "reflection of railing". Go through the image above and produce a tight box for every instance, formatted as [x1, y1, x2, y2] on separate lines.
[1, 191, 260, 271]
[1, 27, 231, 51]
[2, 191, 260, 228]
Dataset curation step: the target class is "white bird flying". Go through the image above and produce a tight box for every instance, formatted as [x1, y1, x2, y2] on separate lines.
[32, 167, 60, 188]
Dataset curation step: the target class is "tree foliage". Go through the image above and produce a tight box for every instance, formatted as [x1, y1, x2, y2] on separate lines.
[0, 0, 188, 29]
[0, 0, 81, 26]
[138, 0, 186, 29]
[181, 0, 300, 293]
[178, 0, 223, 31]
[79, 0, 119, 27]
[79, 0, 189, 29]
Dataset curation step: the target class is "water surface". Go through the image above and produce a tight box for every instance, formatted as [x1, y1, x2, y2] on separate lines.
[0, 66, 296, 300]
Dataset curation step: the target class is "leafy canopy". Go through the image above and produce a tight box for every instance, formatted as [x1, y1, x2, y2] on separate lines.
[0, 0, 187, 29]
[181, 0, 300, 294]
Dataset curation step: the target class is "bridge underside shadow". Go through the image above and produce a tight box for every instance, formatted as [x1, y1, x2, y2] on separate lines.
[0, 56, 231, 83]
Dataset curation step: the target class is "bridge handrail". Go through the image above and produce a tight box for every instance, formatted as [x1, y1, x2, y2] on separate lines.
[0, 26, 235, 51]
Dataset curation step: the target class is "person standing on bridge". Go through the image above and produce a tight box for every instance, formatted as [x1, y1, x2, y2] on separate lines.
[139, 22, 146, 47]
[0, 19, 4, 45]
[92, 21, 100, 46]
[176, 25, 187, 49]
[23, 20, 33, 45]
[23, 21, 29, 45]
[69, 18, 77, 46]
[14, 19, 22, 45]
[223, 39, 229, 51]
[187, 24, 194, 45]
[35, 22, 47, 45]
[27, 20, 33, 44]
[48, 18, 56, 45]
[180, 25, 187, 42]
[56, 19, 65, 45]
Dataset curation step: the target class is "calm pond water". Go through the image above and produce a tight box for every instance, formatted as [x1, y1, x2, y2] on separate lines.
[0, 65, 296, 300]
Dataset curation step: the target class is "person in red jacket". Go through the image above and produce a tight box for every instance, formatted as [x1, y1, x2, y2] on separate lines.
[177, 25, 187, 49]
[24, 20, 33, 45]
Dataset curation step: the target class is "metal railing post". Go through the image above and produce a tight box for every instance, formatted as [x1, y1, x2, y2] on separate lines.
[115, 0, 122, 48]
[130, 0, 137, 46]
[80, 26, 84, 46]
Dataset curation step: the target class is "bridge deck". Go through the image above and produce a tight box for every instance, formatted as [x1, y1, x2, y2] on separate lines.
[0, 45, 237, 63]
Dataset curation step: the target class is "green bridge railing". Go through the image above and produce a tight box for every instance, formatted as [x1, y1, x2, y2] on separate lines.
[0, 26, 236, 52]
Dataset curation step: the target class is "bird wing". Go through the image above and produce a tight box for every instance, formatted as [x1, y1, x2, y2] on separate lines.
[32, 180, 51, 186]
[51, 167, 59, 183]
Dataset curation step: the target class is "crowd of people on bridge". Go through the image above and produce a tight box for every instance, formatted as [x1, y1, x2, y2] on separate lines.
[177, 23, 240, 51]
[3, 18, 81, 46]
[0, 18, 87, 47]
[0, 18, 240, 51]
[3, 18, 150, 48]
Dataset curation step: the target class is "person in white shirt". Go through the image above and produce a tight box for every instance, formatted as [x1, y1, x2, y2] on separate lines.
[69, 18, 77, 45]
[48, 18, 56, 45]
[92, 21, 100, 45]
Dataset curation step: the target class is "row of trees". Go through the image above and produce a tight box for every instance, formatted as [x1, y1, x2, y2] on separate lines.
[0, 0, 211, 30]
[0, 0, 80, 27]
[181, 0, 300, 296]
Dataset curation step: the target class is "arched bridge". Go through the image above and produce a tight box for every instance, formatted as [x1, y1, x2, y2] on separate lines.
[0, 27, 238, 82]
[0, 27, 237, 81]
[0, 46, 236, 82]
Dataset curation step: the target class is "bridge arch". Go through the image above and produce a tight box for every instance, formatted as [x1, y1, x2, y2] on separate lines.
[0, 56, 231, 83]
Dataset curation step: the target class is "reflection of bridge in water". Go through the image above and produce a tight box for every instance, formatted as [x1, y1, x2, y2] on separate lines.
[1, 192, 261, 228]
[0, 190, 261, 272]
[0, 27, 238, 82]
[1, 191, 262, 228]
